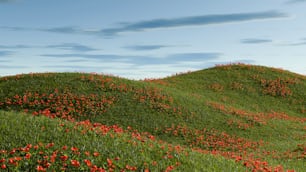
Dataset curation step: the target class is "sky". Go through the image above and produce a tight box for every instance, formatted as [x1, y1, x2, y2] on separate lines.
[0, 0, 306, 79]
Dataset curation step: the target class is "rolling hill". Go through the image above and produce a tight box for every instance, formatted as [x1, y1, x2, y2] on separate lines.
[0, 64, 305, 171]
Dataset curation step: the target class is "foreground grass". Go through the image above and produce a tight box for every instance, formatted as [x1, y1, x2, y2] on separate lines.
[0, 110, 245, 171]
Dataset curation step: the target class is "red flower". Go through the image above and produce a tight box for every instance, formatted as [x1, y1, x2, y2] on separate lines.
[36, 165, 46, 171]
[60, 155, 68, 161]
[34, 145, 39, 150]
[71, 146, 79, 152]
[8, 158, 15, 164]
[165, 165, 174, 172]
[45, 143, 54, 148]
[71, 159, 80, 167]
[93, 152, 100, 157]
[84, 159, 92, 167]
[126, 165, 137, 171]
[1, 164, 6, 169]
[107, 158, 112, 166]
[85, 151, 90, 156]
[25, 153, 31, 159]
[62, 145, 68, 150]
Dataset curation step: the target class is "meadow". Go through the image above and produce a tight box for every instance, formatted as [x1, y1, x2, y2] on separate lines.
[0, 64, 305, 171]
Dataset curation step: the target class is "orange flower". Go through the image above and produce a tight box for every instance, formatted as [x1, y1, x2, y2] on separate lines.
[1, 164, 6, 169]
[71, 146, 79, 152]
[8, 158, 15, 164]
[25, 153, 31, 159]
[60, 155, 68, 161]
[84, 159, 92, 167]
[151, 161, 157, 166]
[107, 158, 112, 166]
[85, 151, 90, 156]
[34, 145, 39, 150]
[71, 159, 80, 167]
[93, 152, 100, 157]
[165, 165, 174, 172]
[36, 165, 45, 171]
[126, 165, 137, 171]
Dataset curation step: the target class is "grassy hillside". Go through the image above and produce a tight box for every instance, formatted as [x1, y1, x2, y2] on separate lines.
[0, 64, 305, 171]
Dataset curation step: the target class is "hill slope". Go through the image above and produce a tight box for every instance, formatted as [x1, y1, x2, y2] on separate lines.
[0, 64, 305, 171]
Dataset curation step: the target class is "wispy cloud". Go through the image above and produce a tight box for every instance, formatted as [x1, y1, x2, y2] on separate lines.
[46, 43, 97, 52]
[284, 38, 306, 46]
[0, 26, 80, 35]
[40, 26, 81, 34]
[285, 0, 306, 4]
[63, 59, 89, 63]
[0, 45, 31, 49]
[0, 51, 13, 56]
[41, 52, 221, 65]
[0, 0, 15, 3]
[0, 26, 29, 31]
[0, 11, 288, 38]
[41, 54, 123, 61]
[241, 38, 273, 44]
[100, 11, 288, 37]
[123, 45, 170, 51]
[0, 43, 96, 52]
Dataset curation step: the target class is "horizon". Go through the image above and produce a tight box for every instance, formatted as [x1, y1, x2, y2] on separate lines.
[1, 63, 304, 81]
[1, 0, 306, 79]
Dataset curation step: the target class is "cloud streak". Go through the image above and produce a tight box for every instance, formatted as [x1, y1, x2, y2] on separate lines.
[46, 43, 97, 52]
[0, 51, 13, 56]
[0, 26, 81, 35]
[0, 0, 15, 3]
[41, 52, 221, 65]
[100, 11, 288, 37]
[0, 26, 29, 31]
[0, 11, 288, 38]
[286, 0, 306, 4]
[123, 45, 170, 51]
[41, 26, 81, 34]
[0, 45, 31, 49]
[241, 38, 273, 44]
[284, 38, 306, 46]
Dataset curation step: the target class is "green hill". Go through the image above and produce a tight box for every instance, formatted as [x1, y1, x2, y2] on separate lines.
[0, 64, 305, 171]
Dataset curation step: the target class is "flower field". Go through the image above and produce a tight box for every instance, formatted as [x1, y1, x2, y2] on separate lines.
[0, 64, 305, 171]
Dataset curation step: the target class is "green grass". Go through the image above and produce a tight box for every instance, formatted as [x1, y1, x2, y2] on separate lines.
[0, 64, 305, 171]
[0, 111, 245, 171]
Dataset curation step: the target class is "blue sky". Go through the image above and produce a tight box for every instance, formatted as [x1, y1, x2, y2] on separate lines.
[0, 0, 305, 79]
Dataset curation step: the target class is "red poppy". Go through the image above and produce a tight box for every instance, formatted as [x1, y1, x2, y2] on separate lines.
[93, 152, 100, 157]
[71, 147, 79, 152]
[60, 155, 68, 161]
[71, 160, 80, 167]
[25, 153, 31, 159]
[1, 164, 6, 169]
[36, 165, 45, 171]
[84, 159, 92, 167]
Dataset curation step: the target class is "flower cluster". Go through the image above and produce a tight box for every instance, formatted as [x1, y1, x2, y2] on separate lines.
[0, 91, 116, 120]
[260, 78, 297, 97]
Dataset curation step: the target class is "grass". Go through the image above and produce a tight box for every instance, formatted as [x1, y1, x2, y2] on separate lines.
[0, 111, 244, 171]
[0, 63, 305, 171]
